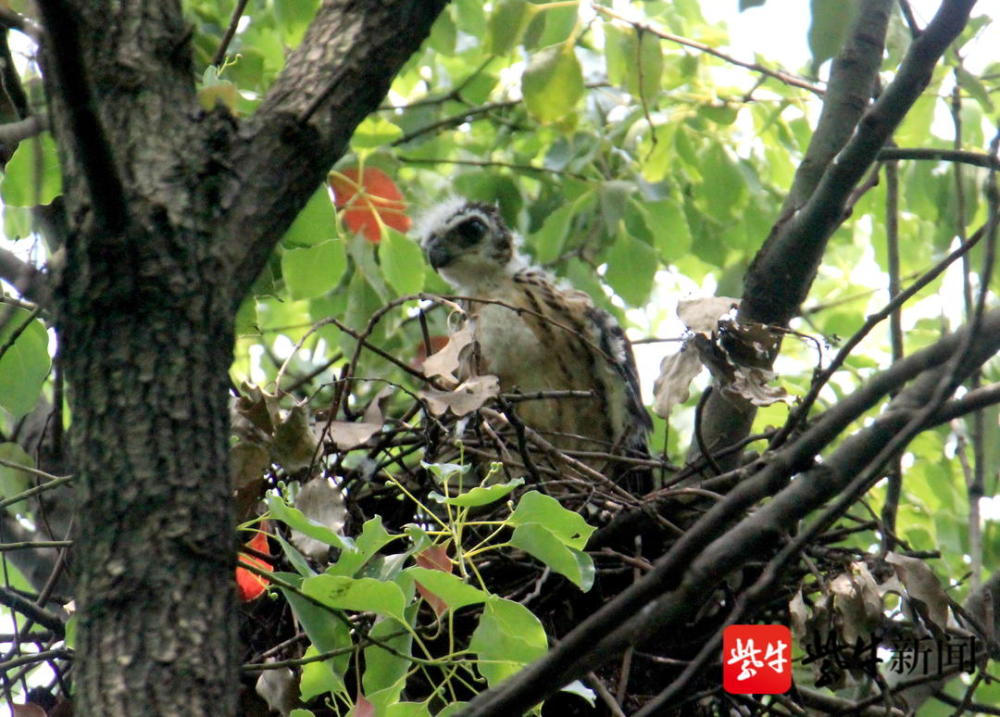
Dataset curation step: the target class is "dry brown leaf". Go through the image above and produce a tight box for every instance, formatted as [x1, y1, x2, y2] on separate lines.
[423, 325, 475, 383]
[230, 441, 271, 521]
[255, 666, 298, 716]
[829, 563, 883, 644]
[724, 367, 792, 407]
[886, 552, 951, 633]
[652, 347, 703, 418]
[292, 477, 347, 560]
[271, 405, 317, 473]
[421, 375, 500, 417]
[677, 296, 741, 334]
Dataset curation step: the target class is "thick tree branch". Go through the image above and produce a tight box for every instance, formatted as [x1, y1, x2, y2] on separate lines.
[458, 308, 1000, 715]
[780, 0, 892, 215]
[36, 0, 127, 234]
[742, 0, 976, 325]
[221, 0, 448, 300]
[0, 246, 47, 305]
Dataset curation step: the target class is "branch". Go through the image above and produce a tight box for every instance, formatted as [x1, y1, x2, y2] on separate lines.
[782, 0, 893, 214]
[456, 308, 1000, 715]
[879, 146, 1000, 169]
[742, 0, 975, 325]
[0, 246, 48, 305]
[0, 114, 47, 144]
[0, 585, 65, 636]
[595, 5, 823, 96]
[0, 7, 42, 42]
[35, 0, 127, 234]
[221, 0, 448, 300]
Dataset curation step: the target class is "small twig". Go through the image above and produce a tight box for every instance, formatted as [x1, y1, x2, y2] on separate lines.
[694, 386, 723, 477]
[211, 0, 250, 66]
[878, 147, 1000, 170]
[399, 155, 590, 182]
[0, 475, 72, 511]
[595, 5, 823, 96]
[0, 115, 47, 144]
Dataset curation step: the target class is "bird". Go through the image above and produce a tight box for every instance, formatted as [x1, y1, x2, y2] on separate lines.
[419, 198, 652, 499]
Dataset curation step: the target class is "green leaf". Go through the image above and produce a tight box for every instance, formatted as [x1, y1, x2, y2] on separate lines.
[282, 240, 347, 299]
[0, 443, 33, 505]
[436, 704, 470, 717]
[522, 45, 584, 124]
[510, 523, 595, 590]
[380, 229, 425, 295]
[605, 26, 662, 99]
[352, 116, 404, 150]
[405, 567, 490, 610]
[599, 181, 632, 236]
[469, 596, 548, 686]
[530, 203, 574, 264]
[279, 578, 351, 691]
[1, 133, 62, 206]
[267, 493, 355, 553]
[298, 645, 347, 701]
[0, 309, 50, 419]
[528, 5, 577, 48]
[428, 8, 458, 55]
[487, 0, 532, 54]
[385, 703, 432, 717]
[275, 533, 316, 578]
[603, 234, 657, 307]
[508, 491, 595, 549]
[441, 477, 525, 507]
[330, 516, 397, 577]
[807, 0, 858, 73]
[290, 710, 317, 717]
[739, 0, 766, 9]
[645, 199, 692, 263]
[363, 609, 416, 700]
[302, 574, 407, 622]
[274, 0, 318, 46]
[283, 187, 337, 247]
[699, 144, 747, 219]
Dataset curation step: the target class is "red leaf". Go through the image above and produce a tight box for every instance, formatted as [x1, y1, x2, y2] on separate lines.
[415, 544, 452, 573]
[352, 694, 375, 717]
[415, 544, 452, 618]
[412, 335, 451, 370]
[329, 167, 411, 243]
[236, 524, 273, 602]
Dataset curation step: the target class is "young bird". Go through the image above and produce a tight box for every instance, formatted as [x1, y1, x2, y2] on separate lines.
[420, 199, 652, 495]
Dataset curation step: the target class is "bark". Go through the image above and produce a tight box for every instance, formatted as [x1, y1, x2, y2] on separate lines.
[32, 0, 448, 713]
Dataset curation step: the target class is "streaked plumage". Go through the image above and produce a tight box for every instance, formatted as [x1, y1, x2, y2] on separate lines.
[420, 199, 651, 495]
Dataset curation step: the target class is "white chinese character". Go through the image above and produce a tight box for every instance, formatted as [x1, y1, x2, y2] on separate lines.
[765, 640, 788, 674]
[728, 638, 764, 681]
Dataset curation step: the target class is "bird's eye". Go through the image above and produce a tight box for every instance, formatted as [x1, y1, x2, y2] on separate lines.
[455, 218, 487, 246]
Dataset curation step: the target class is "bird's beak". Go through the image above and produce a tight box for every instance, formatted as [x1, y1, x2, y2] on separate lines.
[424, 235, 453, 269]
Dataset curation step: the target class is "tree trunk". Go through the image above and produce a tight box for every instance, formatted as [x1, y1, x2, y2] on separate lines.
[57, 260, 238, 713]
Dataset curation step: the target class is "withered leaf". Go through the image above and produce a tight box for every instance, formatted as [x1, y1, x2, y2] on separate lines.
[271, 405, 317, 473]
[677, 296, 741, 334]
[421, 375, 500, 417]
[652, 346, 703, 418]
[423, 325, 475, 383]
[291, 477, 347, 560]
[885, 552, 951, 633]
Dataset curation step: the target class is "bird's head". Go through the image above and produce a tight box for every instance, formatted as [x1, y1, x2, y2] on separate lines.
[418, 199, 522, 292]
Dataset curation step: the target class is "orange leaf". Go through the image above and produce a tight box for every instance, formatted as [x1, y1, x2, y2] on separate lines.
[329, 167, 411, 243]
[415, 544, 452, 618]
[236, 524, 273, 602]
